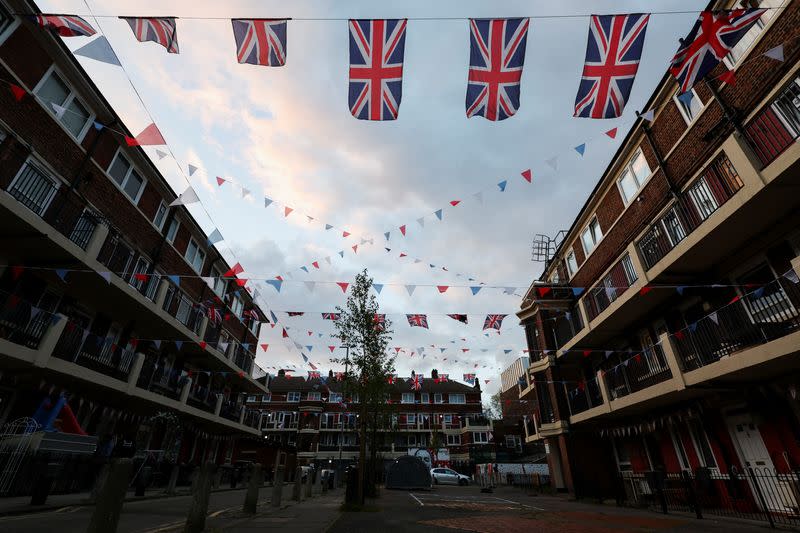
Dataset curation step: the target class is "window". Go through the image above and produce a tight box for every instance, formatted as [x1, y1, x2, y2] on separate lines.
[473, 432, 489, 444]
[421, 393, 430, 404]
[613, 439, 632, 472]
[185, 238, 206, 273]
[687, 176, 719, 220]
[446, 434, 461, 446]
[550, 269, 560, 284]
[153, 201, 168, 230]
[352, 393, 359, 403]
[329, 392, 342, 403]
[620, 254, 638, 286]
[165, 217, 179, 243]
[566, 251, 578, 277]
[209, 266, 227, 297]
[246, 395, 257, 402]
[401, 392, 414, 404]
[617, 150, 652, 204]
[0, 127, 6, 144]
[434, 393, 443, 404]
[581, 217, 603, 255]
[0, 2, 14, 41]
[307, 391, 321, 401]
[34, 69, 93, 140]
[107, 151, 145, 203]
[670, 428, 690, 471]
[674, 88, 704, 125]
[725, 0, 781, 66]
[231, 295, 244, 317]
[448, 394, 465, 404]
[262, 393, 271, 402]
[406, 413, 416, 425]
[407, 434, 417, 446]
[287, 392, 300, 402]
[443, 414, 452, 423]
[688, 420, 718, 469]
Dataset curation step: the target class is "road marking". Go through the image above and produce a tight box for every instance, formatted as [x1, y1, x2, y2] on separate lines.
[409, 493, 425, 506]
[491, 496, 545, 510]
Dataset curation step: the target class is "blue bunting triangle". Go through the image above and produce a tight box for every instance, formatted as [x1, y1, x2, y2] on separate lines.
[572, 287, 585, 297]
[384, 232, 390, 240]
[471, 287, 482, 295]
[575, 143, 586, 156]
[56, 269, 69, 281]
[373, 284, 383, 294]
[434, 209, 443, 220]
[266, 279, 283, 292]
[497, 180, 507, 192]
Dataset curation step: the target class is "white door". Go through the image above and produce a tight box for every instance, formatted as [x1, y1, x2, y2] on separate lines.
[727, 413, 798, 512]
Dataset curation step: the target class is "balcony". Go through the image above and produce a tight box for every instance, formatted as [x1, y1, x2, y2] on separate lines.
[219, 399, 242, 422]
[231, 344, 254, 375]
[52, 319, 136, 381]
[565, 375, 604, 416]
[603, 344, 673, 400]
[136, 355, 183, 400]
[745, 74, 800, 168]
[584, 254, 638, 321]
[162, 283, 203, 335]
[674, 273, 800, 372]
[0, 292, 52, 349]
[636, 154, 743, 271]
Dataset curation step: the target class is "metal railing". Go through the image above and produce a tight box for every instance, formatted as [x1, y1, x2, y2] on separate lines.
[552, 301, 585, 349]
[673, 274, 800, 372]
[537, 384, 556, 425]
[637, 154, 743, 271]
[619, 467, 800, 528]
[603, 344, 673, 400]
[162, 284, 202, 334]
[0, 293, 52, 349]
[745, 74, 800, 167]
[584, 254, 638, 321]
[52, 320, 135, 381]
[565, 375, 604, 415]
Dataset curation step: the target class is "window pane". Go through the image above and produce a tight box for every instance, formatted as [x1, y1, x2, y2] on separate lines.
[567, 253, 578, 276]
[590, 219, 602, 242]
[122, 169, 143, 200]
[166, 219, 178, 242]
[631, 152, 651, 183]
[619, 170, 638, 203]
[0, 3, 12, 35]
[186, 240, 197, 263]
[153, 203, 167, 228]
[108, 154, 130, 186]
[581, 228, 594, 253]
[62, 97, 90, 137]
[37, 73, 70, 107]
[193, 248, 205, 272]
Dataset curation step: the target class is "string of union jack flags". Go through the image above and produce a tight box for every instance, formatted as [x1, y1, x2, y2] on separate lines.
[34, 9, 768, 120]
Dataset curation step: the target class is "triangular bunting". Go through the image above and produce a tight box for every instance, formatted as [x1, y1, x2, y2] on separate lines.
[125, 123, 166, 147]
[605, 127, 618, 139]
[73, 36, 121, 66]
[574, 143, 586, 156]
[497, 180, 507, 192]
[336, 282, 349, 293]
[764, 44, 784, 62]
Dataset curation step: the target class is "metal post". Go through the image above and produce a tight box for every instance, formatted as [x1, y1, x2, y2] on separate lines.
[682, 470, 702, 520]
[747, 468, 775, 529]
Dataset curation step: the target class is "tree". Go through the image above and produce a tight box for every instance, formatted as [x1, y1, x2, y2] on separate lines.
[331, 270, 394, 505]
[484, 391, 502, 420]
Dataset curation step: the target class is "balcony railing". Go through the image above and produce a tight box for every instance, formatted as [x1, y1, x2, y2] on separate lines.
[231, 344, 254, 375]
[52, 319, 135, 381]
[4, 162, 106, 251]
[0, 292, 52, 349]
[584, 254, 638, 321]
[603, 344, 673, 400]
[187, 384, 216, 413]
[162, 284, 202, 335]
[136, 355, 182, 400]
[565, 375, 604, 416]
[745, 74, 800, 167]
[674, 273, 800, 372]
[552, 301, 585, 349]
[637, 153, 743, 271]
[219, 399, 241, 422]
[243, 409, 260, 429]
[537, 385, 556, 425]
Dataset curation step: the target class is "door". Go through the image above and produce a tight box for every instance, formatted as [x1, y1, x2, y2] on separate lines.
[727, 412, 798, 512]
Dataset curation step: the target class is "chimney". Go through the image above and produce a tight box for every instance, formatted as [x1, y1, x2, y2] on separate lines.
[474, 375, 481, 392]
[411, 370, 415, 377]
[431, 369, 438, 380]
[278, 369, 285, 377]
[328, 369, 334, 379]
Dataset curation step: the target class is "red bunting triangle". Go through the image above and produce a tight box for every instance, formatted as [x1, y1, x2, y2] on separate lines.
[199, 341, 207, 350]
[276, 275, 283, 281]
[8, 83, 26, 101]
[11, 266, 24, 280]
[352, 245, 358, 253]
[282, 328, 288, 338]
[312, 261, 319, 269]
[729, 295, 741, 304]
[450, 200, 460, 207]
[134, 273, 149, 282]
[223, 262, 243, 278]
[235, 278, 248, 287]
[605, 127, 618, 139]
[399, 253, 407, 258]
[284, 207, 293, 217]
[462, 348, 469, 353]
[336, 282, 349, 293]
[521, 169, 532, 183]
[537, 287, 552, 297]
[639, 286, 652, 296]
[308, 331, 313, 336]
[216, 176, 226, 186]
[342, 231, 350, 237]
[328, 346, 335, 352]
[583, 350, 591, 357]
[125, 123, 166, 146]
[399, 225, 406, 236]
[260, 344, 269, 351]
[437, 286, 449, 293]
[238, 371, 245, 378]
[719, 69, 736, 86]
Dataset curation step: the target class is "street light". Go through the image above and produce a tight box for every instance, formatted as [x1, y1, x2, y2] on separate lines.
[338, 344, 350, 466]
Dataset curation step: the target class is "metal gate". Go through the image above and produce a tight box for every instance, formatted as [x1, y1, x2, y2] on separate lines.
[0, 417, 40, 495]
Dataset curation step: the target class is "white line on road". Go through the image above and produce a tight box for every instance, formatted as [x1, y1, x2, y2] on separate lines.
[491, 496, 545, 510]
[409, 493, 425, 506]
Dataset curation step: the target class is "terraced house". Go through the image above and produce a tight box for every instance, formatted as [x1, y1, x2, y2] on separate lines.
[0, 0, 268, 496]
[517, 0, 800, 523]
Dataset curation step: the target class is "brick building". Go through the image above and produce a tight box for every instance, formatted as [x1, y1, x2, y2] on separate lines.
[516, 0, 800, 515]
[0, 0, 269, 493]
[245, 369, 491, 474]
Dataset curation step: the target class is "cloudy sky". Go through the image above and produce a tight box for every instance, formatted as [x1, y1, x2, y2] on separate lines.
[42, 0, 704, 398]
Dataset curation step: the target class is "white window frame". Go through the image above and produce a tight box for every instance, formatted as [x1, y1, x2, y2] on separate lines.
[307, 391, 321, 401]
[329, 392, 342, 403]
[688, 420, 719, 470]
[153, 200, 168, 230]
[566, 251, 578, 278]
[421, 393, 430, 404]
[401, 392, 414, 404]
[231, 294, 244, 317]
[262, 393, 271, 402]
[287, 391, 300, 402]
[473, 432, 489, 444]
[106, 149, 146, 204]
[165, 217, 179, 244]
[673, 88, 705, 126]
[406, 413, 416, 425]
[616, 149, 653, 205]
[32, 66, 94, 143]
[670, 428, 691, 472]
[443, 414, 452, 423]
[723, 1, 781, 69]
[580, 216, 603, 256]
[448, 393, 465, 404]
[210, 266, 227, 297]
[0, 2, 19, 45]
[434, 393, 443, 404]
[612, 438, 633, 472]
[185, 237, 206, 274]
[446, 434, 461, 446]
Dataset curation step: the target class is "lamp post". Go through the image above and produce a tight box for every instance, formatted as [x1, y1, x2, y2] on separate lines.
[338, 344, 350, 466]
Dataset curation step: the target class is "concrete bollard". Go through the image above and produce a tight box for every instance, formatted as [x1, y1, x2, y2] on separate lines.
[86, 458, 133, 533]
[304, 471, 313, 498]
[322, 472, 328, 493]
[166, 464, 180, 495]
[243, 464, 262, 514]
[271, 465, 285, 508]
[184, 462, 215, 533]
[292, 467, 303, 501]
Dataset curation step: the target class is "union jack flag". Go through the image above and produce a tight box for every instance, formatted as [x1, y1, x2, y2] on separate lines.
[447, 314, 468, 324]
[322, 313, 340, 321]
[386, 373, 396, 384]
[287, 312, 304, 317]
[33, 15, 96, 37]
[573, 14, 650, 119]
[122, 17, 179, 54]
[410, 374, 423, 391]
[244, 308, 260, 322]
[466, 18, 530, 121]
[308, 371, 321, 380]
[373, 314, 386, 331]
[348, 19, 407, 120]
[463, 373, 476, 385]
[406, 314, 429, 329]
[435, 373, 449, 383]
[207, 306, 222, 324]
[231, 19, 287, 67]
[483, 314, 507, 330]
[670, 9, 765, 94]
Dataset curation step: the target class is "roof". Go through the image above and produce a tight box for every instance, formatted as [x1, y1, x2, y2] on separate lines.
[267, 374, 479, 394]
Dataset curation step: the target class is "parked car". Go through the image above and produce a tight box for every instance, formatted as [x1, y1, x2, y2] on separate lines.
[430, 467, 470, 486]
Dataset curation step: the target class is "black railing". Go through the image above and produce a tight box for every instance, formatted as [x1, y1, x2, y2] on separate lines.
[566, 375, 604, 416]
[619, 467, 800, 528]
[220, 400, 241, 422]
[162, 284, 202, 334]
[135, 355, 183, 400]
[637, 154, 743, 271]
[96, 232, 134, 277]
[585, 254, 638, 321]
[537, 383, 556, 425]
[745, 74, 800, 167]
[52, 320, 135, 381]
[673, 274, 800, 372]
[552, 302, 585, 349]
[232, 344, 254, 375]
[603, 344, 673, 400]
[0, 293, 52, 349]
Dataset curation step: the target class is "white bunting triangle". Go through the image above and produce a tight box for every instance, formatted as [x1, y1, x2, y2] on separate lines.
[416, 217, 425, 227]
[545, 156, 558, 172]
[640, 109, 655, 122]
[474, 191, 483, 204]
[764, 44, 784, 62]
[170, 186, 200, 206]
[405, 285, 416, 296]
[304, 281, 316, 293]
[155, 149, 168, 160]
[188, 164, 199, 176]
[51, 103, 67, 119]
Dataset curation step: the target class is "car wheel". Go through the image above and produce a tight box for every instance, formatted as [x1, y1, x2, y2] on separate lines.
[459, 479, 467, 486]
[433, 477, 439, 485]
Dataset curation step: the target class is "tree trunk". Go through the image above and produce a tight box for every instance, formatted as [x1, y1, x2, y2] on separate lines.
[358, 395, 367, 505]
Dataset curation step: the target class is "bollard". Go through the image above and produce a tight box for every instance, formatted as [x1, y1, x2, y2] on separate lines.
[322, 471, 328, 493]
[166, 464, 180, 495]
[90, 462, 110, 502]
[304, 470, 313, 498]
[243, 464, 263, 514]
[272, 465, 285, 507]
[184, 462, 215, 533]
[293, 467, 303, 501]
[86, 458, 133, 533]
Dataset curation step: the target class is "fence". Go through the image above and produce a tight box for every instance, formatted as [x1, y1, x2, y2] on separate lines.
[603, 344, 673, 400]
[584, 254, 638, 321]
[619, 467, 800, 529]
[745, 74, 800, 167]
